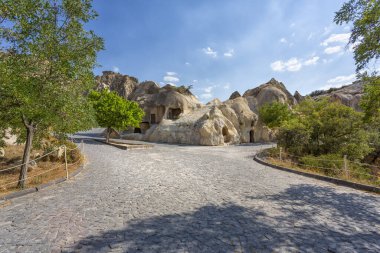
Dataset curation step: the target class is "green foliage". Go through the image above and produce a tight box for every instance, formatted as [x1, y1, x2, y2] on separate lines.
[277, 118, 310, 156]
[361, 75, 380, 121]
[0, 0, 104, 143]
[277, 98, 372, 160]
[334, 0, 380, 72]
[89, 90, 145, 130]
[258, 102, 293, 128]
[299, 154, 344, 177]
[0, 0, 103, 187]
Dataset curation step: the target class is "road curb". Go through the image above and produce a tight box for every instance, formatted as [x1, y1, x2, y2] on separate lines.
[0, 164, 86, 201]
[254, 154, 380, 194]
[94, 139, 154, 150]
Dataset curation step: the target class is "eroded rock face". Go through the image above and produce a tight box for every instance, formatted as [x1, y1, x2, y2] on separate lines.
[144, 106, 240, 146]
[96, 73, 294, 145]
[243, 78, 297, 113]
[229, 91, 241, 100]
[95, 71, 138, 99]
[311, 81, 363, 111]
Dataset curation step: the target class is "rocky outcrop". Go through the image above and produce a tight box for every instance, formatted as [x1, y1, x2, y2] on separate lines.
[229, 91, 241, 100]
[294, 91, 304, 103]
[95, 71, 138, 99]
[144, 106, 240, 145]
[96, 72, 295, 145]
[243, 78, 297, 113]
[311, 81, 363, 111]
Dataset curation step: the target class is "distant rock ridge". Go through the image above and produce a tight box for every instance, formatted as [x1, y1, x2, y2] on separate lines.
[310, 81, 363, 111]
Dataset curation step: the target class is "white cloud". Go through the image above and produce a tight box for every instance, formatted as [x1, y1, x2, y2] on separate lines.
[321, 33, 350, 46]
[304, 56, 320, 66]
[271, 56, 320, 72]
[270, 61, 286, 72]
[163, 71, 179, 83]
[112, 66, 120, 72]
[320, 74, 356, 90]
[185, 62, 191, 66]
[327, 74, 356, 84]
[200, 93, 213, 99]
[203, 85, 216, 93]
[290, 22, 296, 28]
[223, 83, 230, 90]
[163, 76, 179, 82]
[307, 33, 314, 40]
[223, 49, 234, 57]
[270, 57, 302, 72]
[280, 38, 287, 43]
[324, 46, 343, 54]
[202, 47, 217, 58]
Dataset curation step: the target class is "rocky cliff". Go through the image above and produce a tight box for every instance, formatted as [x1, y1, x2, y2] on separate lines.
[310, 81, 363, 111]
[95, 72, 289, 145]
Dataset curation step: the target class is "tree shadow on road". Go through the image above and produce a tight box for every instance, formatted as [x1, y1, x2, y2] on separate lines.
[69, 185, 380, 253]
[247, 184, 380, 225]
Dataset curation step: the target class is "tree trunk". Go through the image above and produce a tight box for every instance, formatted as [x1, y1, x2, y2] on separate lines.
[18, 124, 34, 189]
[106, 127, 110, 143]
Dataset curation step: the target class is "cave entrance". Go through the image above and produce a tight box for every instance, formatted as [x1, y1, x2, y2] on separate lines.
[150, 114, 156, 124]
[222, 126, 230, 143]
[250, 130, 255, 143]
[168, 108, 182, 120]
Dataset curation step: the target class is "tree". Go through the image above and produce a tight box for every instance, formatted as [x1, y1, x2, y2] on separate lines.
[334, 0, 380, 72]
[0, 0, 103, 188]
[277, 98, 371, 160]
[258, 102, 293, 128]
[89, 90, 145, 143]
[335, 0, 380, 124]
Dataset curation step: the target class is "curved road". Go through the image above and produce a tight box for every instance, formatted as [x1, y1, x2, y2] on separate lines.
[0, 138, 379, 253]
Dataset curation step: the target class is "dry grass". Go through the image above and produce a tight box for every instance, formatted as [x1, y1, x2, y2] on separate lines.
[0, 144, 83, 197]
[265, 157, 380, 188]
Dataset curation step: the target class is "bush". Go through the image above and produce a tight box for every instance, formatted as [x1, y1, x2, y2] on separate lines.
[259, 101, 293, 128]
[299, 154, 344, 177]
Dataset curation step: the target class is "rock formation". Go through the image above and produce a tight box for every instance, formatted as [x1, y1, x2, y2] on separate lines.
[95, 71, 138, 99]
[229, 91, 241, 100]
[96, 72, 297, 145]
[293, 91, 304, 103]
[243, 78, 297, 113]
[310, 81, 363, 111]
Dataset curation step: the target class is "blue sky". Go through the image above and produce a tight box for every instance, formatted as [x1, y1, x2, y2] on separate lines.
[89, 0, 357, 103]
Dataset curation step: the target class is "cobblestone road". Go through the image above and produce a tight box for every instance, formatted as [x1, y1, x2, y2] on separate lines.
[0, 137, 379, 253]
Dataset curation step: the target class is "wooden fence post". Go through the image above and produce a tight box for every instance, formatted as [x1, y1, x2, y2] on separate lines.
[64, 146, 68, 180]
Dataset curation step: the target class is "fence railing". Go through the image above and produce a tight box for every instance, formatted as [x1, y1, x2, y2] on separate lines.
[0, 140, 84, 189]
[261, 147, 380, 186]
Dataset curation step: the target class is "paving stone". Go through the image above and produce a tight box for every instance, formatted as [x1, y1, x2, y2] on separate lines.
[0, 132, 379, 252]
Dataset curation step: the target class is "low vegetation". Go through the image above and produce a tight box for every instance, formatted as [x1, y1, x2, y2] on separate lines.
[0, 139, 83, 196]
[259, 99, 380, 186]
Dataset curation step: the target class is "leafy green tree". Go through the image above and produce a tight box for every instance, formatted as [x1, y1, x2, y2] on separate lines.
[89, 90, 145, 143]
[277, 98, 371, 160]
[0, 0, 103, 188]
[360, 76, 380, 120]
[335, 1, 380, 124]
[258, 102, 293, 128]
[334, 0, 380, 72]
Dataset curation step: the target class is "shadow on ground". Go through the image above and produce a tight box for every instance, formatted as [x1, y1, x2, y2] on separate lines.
[70, 185, 380, 253]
